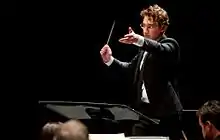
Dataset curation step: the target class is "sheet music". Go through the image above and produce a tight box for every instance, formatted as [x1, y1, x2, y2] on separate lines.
[89, 134, 169, 140]
[89, 133, 125, 140]
[126, 136, 169, 140]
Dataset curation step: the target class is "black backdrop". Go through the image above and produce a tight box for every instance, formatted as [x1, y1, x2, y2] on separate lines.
[27, 1, 220, 140]
[0, 0, 15, 16]
[32, 0, 220, 110]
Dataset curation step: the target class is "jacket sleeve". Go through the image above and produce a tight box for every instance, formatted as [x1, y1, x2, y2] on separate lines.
[106, 53, 140, 82]
[142, 37, 179, 54]
[110, 53, 139, 70]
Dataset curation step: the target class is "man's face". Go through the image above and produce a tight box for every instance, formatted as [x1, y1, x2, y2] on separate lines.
[199, 116, 214, 140]
[141, 16, 164, 40]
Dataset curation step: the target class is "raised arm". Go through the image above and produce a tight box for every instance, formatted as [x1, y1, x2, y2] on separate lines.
[119, 29, 179, 54]
[100, 44, 140, 80]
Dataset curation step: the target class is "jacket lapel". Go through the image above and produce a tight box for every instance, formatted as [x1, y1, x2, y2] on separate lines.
[133, 50, 144, 84]
[133, 34, 166, 84]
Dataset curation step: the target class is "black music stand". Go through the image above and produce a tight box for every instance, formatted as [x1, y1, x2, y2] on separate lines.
[38, 101, 159, 136]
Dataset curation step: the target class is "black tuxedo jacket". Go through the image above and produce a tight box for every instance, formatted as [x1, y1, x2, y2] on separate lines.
[109, 35, 183, 118]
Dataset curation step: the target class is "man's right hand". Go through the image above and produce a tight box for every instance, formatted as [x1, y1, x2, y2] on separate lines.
[100, 44, 112, 63]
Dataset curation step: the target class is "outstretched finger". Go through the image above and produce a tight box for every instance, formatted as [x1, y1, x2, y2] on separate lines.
[128, 27, 134, 33]
[124, 34, 134, 38]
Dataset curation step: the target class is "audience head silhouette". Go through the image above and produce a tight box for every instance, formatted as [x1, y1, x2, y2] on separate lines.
[54, 119, 89, 140]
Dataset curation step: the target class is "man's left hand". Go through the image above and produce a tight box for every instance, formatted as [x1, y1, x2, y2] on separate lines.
[119, 27, 139, 44]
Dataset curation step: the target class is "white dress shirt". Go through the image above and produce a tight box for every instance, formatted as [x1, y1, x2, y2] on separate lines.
[140, 51, 150, 103]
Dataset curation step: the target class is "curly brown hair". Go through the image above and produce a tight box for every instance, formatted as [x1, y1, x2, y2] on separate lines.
[140, 4, 169, 27]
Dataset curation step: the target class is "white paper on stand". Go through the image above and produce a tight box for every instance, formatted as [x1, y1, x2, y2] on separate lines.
[126, 136, 169, 140]
[89, 133, 126, 140]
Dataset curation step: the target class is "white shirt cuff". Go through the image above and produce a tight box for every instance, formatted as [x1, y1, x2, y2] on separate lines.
[105, 56, 114, 66]
[133, 34, 144, 47]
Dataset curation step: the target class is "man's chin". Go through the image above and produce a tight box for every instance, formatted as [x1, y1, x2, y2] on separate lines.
[144, 35, 150, 38]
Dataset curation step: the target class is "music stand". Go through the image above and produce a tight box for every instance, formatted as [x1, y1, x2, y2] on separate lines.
[38, 101, 159, 135]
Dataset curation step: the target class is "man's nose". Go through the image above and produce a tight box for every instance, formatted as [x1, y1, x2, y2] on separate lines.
[143, 30, 149, 34]
[143, 28, 149, 32]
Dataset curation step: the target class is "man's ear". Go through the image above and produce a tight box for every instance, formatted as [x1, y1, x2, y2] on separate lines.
[205, 121, 211, 125]
[204, 120, 212, 130]
[160, 25, 168, 33]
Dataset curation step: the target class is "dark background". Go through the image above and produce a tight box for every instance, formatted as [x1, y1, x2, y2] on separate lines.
[26, 1, 220, 140]
[0, 0, 16, 16]
[33, 0, 220, 110]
